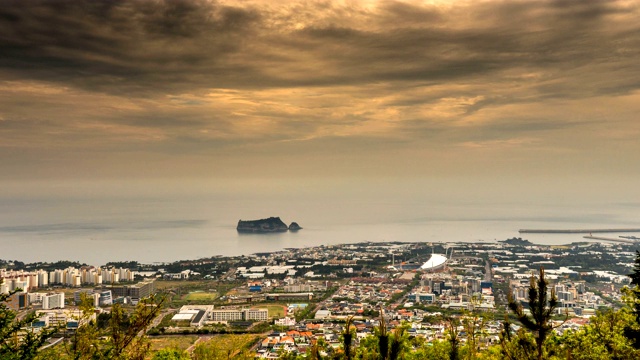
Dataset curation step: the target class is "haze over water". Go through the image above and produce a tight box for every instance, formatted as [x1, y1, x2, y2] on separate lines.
[2, 179, 639, 265]
[2, 2, 640, 266]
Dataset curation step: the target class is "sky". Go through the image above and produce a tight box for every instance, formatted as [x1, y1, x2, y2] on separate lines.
[1, 0, 640, 199]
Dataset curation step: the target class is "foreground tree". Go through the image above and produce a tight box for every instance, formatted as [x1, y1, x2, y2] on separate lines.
[507, 267, 559, 360]
[341, 316, 355, 360]
[460, 311, 491, 360]
[624, 250, 640, 348]
[66, 293, 164, 360]
[1, 281, 57, 360]
[558, 309, 640, 360]
[445, 316, 460, 360]
[353, 311, 409, 360]
[388, 324, 408, 360]
[376, 309, 389, 360]
[308, 339, 324, 360]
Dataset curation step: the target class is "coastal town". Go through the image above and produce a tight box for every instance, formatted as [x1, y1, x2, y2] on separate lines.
[1, 237, 638, 358]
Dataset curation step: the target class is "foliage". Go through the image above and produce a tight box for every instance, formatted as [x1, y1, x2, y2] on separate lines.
[64, 293, 165, 360]
[191, 334, 258, 360]
[460, 312, 489, 360]
[152, 348, 191, 360]
[405, 338, 451, 360]
[388, 324, 409, 360]
[445, 316, 460, 360]
[341, 316, 355, 360]
[0, 281, 57, 360]
[377, 308, 389, 360]
[507, 267, 560, 360]
[497, 328, 538, 360]
[557, 309, 640, 360]
[294, 303, 316, 322]
[624, 250, 640, 348]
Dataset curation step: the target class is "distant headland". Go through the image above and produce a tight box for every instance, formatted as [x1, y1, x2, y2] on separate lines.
[237, 217, 302, 233]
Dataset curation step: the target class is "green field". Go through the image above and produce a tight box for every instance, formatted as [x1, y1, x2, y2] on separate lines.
[184, 291, 218, 301]
[255, 304, 286, 318]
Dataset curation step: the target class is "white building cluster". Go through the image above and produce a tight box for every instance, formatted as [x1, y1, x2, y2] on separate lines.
[0, 269, 49, 293]
[0, 266, 134, 293]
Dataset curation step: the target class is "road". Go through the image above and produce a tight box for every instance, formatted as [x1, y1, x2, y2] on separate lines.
[484, 260, 493, 282]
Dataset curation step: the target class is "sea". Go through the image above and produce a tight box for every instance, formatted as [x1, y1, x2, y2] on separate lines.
[1, 182, 639, 265]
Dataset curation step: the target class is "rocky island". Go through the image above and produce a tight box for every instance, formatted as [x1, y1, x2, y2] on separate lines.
[499, 237, 534, 246]
[237, 217, 301, 233]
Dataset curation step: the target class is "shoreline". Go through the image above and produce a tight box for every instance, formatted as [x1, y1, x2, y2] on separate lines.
[3, 237, 631, 268]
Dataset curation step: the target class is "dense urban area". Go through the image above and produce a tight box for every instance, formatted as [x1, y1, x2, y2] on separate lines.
[2, 238, 640, 359]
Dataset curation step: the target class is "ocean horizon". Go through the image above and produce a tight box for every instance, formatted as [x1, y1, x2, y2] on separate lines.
[2, 187, 639, 265]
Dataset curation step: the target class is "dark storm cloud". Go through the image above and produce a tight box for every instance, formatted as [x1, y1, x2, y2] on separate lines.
[0, 0, 262, 93]
[2, 0, 640, 180]
[0, 0, 638, 98]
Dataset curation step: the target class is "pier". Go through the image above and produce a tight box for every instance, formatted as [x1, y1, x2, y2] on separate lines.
[583, 235, 636, 244]
[519, 228, 640, 234]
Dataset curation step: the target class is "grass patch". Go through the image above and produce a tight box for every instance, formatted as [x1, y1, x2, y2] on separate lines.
[255, 304, 286, 319]
[185, 292, 218, 301]
[155, 279, 212, 291]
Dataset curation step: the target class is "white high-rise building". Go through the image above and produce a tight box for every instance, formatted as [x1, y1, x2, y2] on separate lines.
[120, 268, 134, 282]
[42, 293, 65, 310]
[37, 270, 48, 288]
[49, 269, 64, 284]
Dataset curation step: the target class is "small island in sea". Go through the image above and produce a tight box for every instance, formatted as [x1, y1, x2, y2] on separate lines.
[499, 237, 534, 246]
[236, 217, 302, 233]
[289, 222, 302, 231]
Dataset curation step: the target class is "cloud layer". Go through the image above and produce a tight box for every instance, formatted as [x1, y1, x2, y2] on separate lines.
[1, 0, 639, 180]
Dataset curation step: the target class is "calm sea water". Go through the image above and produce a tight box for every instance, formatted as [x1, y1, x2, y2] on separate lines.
[1, 189, 639, 265]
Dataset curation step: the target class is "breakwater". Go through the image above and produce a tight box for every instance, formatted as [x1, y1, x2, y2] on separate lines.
[583, 235, 636, 244]
[519, 228, 640, 234]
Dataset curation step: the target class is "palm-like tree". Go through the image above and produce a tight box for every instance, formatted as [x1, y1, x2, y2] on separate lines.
[376, 307, 389, 360]
[507, 267, 559, 360]
[342, 316, 355, 360]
